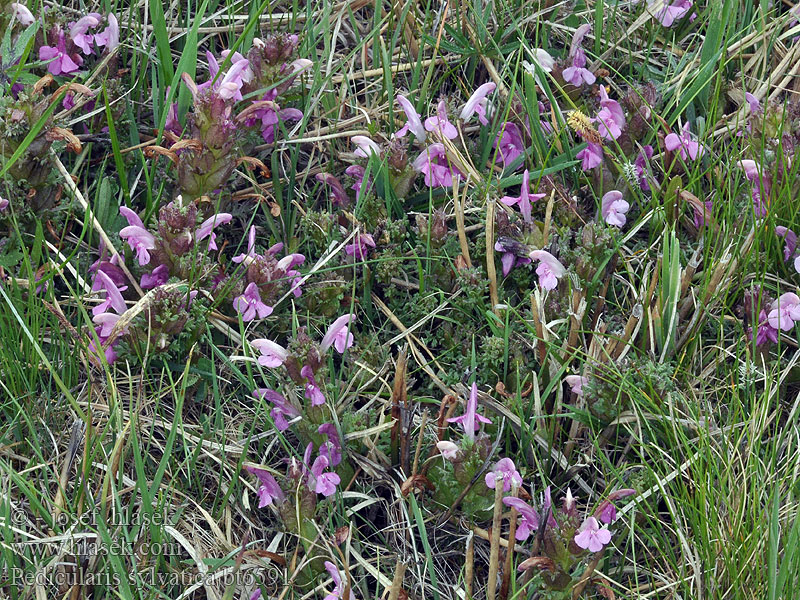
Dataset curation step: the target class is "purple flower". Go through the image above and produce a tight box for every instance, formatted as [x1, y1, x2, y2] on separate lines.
[119, 207, 155, 266]
[320, 314, 356, 354]
[665, 122, 703, 161]
[502, 497, 540, 541]
[310, 455, 340, 497]
[424, 100, 458, 140]
[244, 465, 285, 507]
[141, 264, 169, 289]
[250, 338, 289, 367]
[529, 250, 566, 291]
[593, 489, 636, 524]
[39, 31, 81, 75]
[775, 226, 797, 262]
[234, 282, 273, 321]
[345, 165, 370, 200]
[412, 144, 463, 187]
[460, 82, 496, 125]
[395, 95, 427, 141]
[301, 365, 325, 406]
[317, 173, 350, 206]
[318, 423, 343, 467]
[494, 239, 532, 277]
[601, 190, 630, 227]
[652, 0, 694, 27]
[10, 3, 34, 26]
[345, 233, 376, 260]
[595, 87, 626, 141]
[754, 310, 779, 346]
[94, 14, 119, 51]
[574, 516, 612, 552]
[565, 375, 588, 395]
[576, 142, 603, 170]
[195, 213, 232, 250]
[352, 136, 381, 158]
[485, 457, 522, 492]
[253, 388, 299, 431]
[493, 122, 526, 169]
[0, 196, 8, 211]
[635, 145, 654, 191]
[499, 169, 545, 223]
[323, 561, 355, 600]
[768, 293, 800, 331]
[745, 92, 761, 115]
[447, 382, 492, 443]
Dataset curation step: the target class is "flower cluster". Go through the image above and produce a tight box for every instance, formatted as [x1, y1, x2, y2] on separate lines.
[38, 12, 119, 76]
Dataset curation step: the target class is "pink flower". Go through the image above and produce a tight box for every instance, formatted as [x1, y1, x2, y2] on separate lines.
[493, 122, 526, 169]
[652, 0, 694, 27]
[595, 87, 626, 141]
[345, 233, 376, 260]
[529, 250, 566, 291]
[574, 516, 612, 552]
[39, 31, 81, 75]
[195, 212, 232, 250]
[738, 159, 760, 182]
[767, 293, 800, 331]
[318, 423, 343, 467]
[10, 3, 34, 26]
[93, 269, 127, 316]
[424, 100, 458, 140]
[70, 14, 101, 54]
[253, 388, 299, 431]
[563, 47, 595, 87]
[665, 122, 703, 161]
[436, 441, 460, 460]
[576, 142, 603, 170]
[119, 207, 155, 265]
[352, 135, 381, 158]
[218, 59, 251, 101]
[310, 455, 340, 497]
[323, 561, 356, 600]
[250, 338, 289, 367]
[395, 94, 427, 141]
[565, 375, 588, 395]
[485, 457, 522, 492]
[447, 382, 492, 442]
[301, 365, 325, 406]
[94, 14, 119, 51]
[244, 465, 285, 507]
[503, 497, 540, 541]
[499, 169, 544, 223]
[320, 314, 356, 354]
[601, 190, 630, 227]
[460, 82, 496, 125]
[412, 143, 463, 187]
[234, 282, 273, 321]
[92, 312, 121, 337]
[232, 226, 258, 264]
[0, 196, 9, 211]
